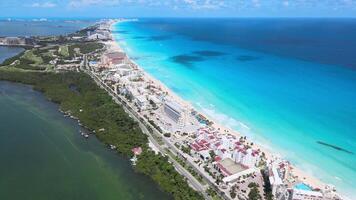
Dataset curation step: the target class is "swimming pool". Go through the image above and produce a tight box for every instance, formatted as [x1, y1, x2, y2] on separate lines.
[294, 183, 312, 191]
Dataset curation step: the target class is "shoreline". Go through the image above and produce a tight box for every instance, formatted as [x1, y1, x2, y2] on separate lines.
[108, 20, 343, 196]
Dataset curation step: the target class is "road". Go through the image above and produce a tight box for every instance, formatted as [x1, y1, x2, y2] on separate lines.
[82, 59, 213, 199]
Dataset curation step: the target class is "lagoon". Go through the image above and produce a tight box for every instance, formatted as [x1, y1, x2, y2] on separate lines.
[0, 81, 171, 200]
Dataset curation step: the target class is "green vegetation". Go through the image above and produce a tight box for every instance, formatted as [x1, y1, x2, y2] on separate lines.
[261, 169, 274, 200]
[248, 183, 262, 200]
[171, 153, 206, 185]
[59, 45, 69, 57]
[69, 25, 97, 37]
[10, 49, 45, 70]
[1, 50, 25, 66]
[181, 145, 191, 155]
[1, 48, 51, 71]
[68, 42, 104, 57]
[0, 69, 203, 200]
[207, 187, 223, 200]
[22, 50, 43, 64]
[148, 119, 163, 133]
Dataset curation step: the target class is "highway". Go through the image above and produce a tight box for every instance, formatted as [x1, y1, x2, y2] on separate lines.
[82, 60, 213, 199]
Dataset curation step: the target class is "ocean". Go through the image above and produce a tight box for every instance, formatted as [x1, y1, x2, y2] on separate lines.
[113, 18, 356, 198]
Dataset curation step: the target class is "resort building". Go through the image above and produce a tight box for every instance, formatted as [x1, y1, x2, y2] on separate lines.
[322, 185, 343, 200]
[290, 188, 323, 200]
[135, 95, 148, 110]
[232, 146, 260, 168]
[269, 164, 291, 199]
[100, 52, 127, 68]
[163, 100, 186, 126]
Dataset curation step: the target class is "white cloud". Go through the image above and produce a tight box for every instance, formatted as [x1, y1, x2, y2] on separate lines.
[180, 0, 226, 10]
[67, 0, 226, 10]
[68, 0, 120, 8]
[30, 2, 57, 8]
[283, 1, 289, 7]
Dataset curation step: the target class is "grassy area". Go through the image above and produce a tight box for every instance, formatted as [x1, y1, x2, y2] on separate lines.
[58, 45, 69, 57]
[22, 50, 43, 65]
[1, 48, 51, 71]
[0, 69, 204, 200]
[68, 42, 104, 56]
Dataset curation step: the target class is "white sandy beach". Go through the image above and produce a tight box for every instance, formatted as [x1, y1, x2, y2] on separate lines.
[107, 21, 329, 192]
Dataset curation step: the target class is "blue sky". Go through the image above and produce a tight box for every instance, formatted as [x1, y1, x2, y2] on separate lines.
[1, 0, 356, 18]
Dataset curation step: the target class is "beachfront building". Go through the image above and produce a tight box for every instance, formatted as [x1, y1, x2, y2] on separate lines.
[88, 33, 109, 41]
[232, 145, 260, 168]
[100, 52, 127, 68]
[135, 95, 148, 110]
[189, 126, 264, 188]
[87, 27, 111, 41]
[322, 185, 343, 200]
[163, 100, 186, 127]
[290, 188, 323, 200]
[269, 164, 290, 200]
[214, 158, 249, 177]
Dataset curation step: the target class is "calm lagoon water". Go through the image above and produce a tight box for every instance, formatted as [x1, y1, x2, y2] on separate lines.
[0, 46, 23, 63]
[0, 19, 95, 37]
[0, 81, 171, 200]
[114, 18, 356, 198]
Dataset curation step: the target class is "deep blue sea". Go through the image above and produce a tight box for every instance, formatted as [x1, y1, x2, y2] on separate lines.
[114, 18, 356, 198]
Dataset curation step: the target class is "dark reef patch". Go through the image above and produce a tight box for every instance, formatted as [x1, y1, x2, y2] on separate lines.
[317, 141, 354, 155]
[193, 50, 226, 57]
[131, 56, 141, 61]
[236, 55, 260, 62]
[170, 54, 205, 67]
[148, 35, 173, 41]
[132, 36, 147, 39]
[113, 30, 129, 34]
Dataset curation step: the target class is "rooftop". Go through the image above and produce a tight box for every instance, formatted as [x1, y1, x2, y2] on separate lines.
[218, 158, 247, 176]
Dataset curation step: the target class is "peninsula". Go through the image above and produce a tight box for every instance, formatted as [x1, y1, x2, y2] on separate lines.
[0, 19, 345, 200]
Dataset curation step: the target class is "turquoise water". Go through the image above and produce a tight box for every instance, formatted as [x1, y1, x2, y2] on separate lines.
[114, 19, 356, 198]
[0, 81, 171, 200]
[295, 183, 312, 191]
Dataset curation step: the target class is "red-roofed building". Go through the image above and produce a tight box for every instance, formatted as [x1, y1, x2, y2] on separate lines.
[214, 156, 222, 162]
[101, 52, 127, 67]
[132, 147, 142, 155]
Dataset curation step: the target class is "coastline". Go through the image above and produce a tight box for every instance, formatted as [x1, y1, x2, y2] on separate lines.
[108, 21, 333, 194]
